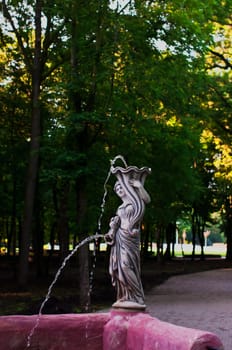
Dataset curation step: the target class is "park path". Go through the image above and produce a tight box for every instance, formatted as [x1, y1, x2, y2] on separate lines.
[145, 268, 232, 350]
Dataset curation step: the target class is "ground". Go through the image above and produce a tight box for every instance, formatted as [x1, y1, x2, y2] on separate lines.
[0, 254, 231, 316]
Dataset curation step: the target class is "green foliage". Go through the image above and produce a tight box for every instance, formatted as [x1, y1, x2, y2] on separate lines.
[0, 0, 231, 261]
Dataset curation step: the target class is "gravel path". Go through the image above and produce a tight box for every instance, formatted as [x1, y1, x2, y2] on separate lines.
[145, 268, 232, 350]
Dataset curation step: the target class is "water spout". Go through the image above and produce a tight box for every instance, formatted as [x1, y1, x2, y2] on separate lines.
[26, 233, 104, 349]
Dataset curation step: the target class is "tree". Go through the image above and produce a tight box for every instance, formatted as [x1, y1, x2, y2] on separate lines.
[2, 0, 68, 285]
[203, 3, 232, 258]
[1, 0, 231, 305]
[0, 31, 30, 257]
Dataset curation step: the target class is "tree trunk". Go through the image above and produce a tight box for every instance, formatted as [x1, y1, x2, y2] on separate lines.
[197, 218, 205, 261]
[78, 243, 91, 311]
[68, 7, 91, 311]
[57, 182, 70, 262]
[226, 219, 232, 260]
[6, 177, 17, 256]
[18, 0, 42, 287]
[225, 196, 232, 260]
[141, 223, 149, 258]
[33, 190, 45, 278]
[156, 225, 164, 262]
[76, 177, 90, 312]
[164, 223, 175, 260]
[191, 210, 196, 260]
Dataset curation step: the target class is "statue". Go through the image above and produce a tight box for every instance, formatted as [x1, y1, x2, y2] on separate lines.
[105, 163, 151, 310]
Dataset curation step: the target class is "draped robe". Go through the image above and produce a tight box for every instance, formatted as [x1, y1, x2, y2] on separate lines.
[109, 203, 145, 305]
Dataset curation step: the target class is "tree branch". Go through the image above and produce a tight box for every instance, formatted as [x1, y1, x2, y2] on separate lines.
[2, 0, 33, 72]
[209, 49, 232, 70]
[41, 17, 69, 79]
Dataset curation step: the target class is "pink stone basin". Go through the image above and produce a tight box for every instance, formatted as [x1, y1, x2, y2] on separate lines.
[0, 311, 224, 350]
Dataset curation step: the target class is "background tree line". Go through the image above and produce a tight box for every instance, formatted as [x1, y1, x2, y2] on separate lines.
[0, 0, 231, 310]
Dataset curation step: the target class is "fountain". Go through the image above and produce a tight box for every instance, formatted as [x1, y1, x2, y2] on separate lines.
[0, 156, 224, 349]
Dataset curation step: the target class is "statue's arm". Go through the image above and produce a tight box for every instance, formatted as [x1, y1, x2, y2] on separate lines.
[129, 179, 151, 204]
[105, 215, 121, 245]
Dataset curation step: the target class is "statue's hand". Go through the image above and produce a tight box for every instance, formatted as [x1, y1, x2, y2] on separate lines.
[129, 178, 141, 188]
[129, 178, 151, 204]
[130, 229, 140, 237]
[109, 215, 120, 229]
[104, 216, 120, 245]
[104, 233, 114, 245]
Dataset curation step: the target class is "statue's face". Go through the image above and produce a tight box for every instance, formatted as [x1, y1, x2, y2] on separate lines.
[114, 182, 125, 198]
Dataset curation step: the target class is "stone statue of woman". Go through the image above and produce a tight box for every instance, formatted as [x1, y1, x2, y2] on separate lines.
[105, 165, 151, 309]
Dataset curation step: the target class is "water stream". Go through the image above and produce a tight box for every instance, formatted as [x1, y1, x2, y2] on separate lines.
[25, 233, 104, 349]
[25, 155, 127, 349]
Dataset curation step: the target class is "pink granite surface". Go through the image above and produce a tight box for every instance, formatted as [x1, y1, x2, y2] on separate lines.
[0, 313, 109, 350]
[103, 310, 223, 350]
[0, 311, 224, 350]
